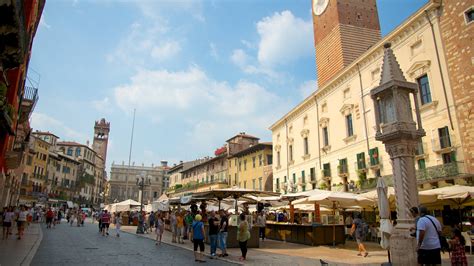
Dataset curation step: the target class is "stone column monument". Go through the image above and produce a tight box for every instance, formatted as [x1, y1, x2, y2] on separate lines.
[370, 43, 426, 265]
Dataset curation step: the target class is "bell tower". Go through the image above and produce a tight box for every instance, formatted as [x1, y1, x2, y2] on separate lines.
[312, 0, 381, 87]
[92, 118, 110, 165]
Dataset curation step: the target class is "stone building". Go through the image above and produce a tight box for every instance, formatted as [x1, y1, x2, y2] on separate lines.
[108, 161, 168, 204]
[228, 142, 273, 191]
[270, 0, 473, 194]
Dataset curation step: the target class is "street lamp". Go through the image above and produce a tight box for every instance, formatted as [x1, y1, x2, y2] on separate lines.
[370, 43, 425, 265]
[135, 173, 151, 234]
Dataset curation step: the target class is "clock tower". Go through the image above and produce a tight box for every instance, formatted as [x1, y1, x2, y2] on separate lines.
[312, 0, 381, 87]
[92, 118, 110, 166]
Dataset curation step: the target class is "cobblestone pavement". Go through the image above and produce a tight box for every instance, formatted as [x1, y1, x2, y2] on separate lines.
[31, 220, 234, 266]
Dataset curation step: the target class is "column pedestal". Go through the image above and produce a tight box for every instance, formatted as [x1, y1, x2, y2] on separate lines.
[390, 220, 417, 265]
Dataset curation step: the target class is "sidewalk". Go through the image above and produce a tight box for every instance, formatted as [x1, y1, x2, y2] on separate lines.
[0, 223, 43, 266]
[119, 225, 473, 266]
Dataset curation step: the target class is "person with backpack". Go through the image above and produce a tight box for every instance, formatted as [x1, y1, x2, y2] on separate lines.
[416, 206, 442, 265]
[350, 212, 368, 257]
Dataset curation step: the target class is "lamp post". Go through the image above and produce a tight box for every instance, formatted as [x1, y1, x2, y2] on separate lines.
[135, 173, 151, 234]
[370, 43, 425, 265]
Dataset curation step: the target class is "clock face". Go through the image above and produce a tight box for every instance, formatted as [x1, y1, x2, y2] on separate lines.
[313, 0, 329, 16]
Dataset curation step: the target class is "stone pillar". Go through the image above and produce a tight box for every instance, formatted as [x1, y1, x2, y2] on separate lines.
[385, 140, 419, 264]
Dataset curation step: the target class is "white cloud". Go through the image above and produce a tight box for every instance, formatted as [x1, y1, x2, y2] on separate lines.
[230, 49, 278, 78]
[256, 10, 313, 66]
[39, 16, 51, 29]
[230, 49, 249, 68]
[299, 80, 317, 99]
[31, 113, 88, 142]
[209, 42, 218, 60]
[113, 66, 289, 151]
[91, 97, 113, 114]
[151, 41, 182, 61]
[241, 40, 255, 49]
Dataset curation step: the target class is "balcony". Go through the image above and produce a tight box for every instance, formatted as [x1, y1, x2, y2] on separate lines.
[432, 135, 456, 154]
[0, 99, 14, 135]
[0, 0, 28, 69]
[18, 86, 38, 123]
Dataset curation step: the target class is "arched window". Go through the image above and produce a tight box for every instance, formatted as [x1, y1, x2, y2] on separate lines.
[67, 148, 73, 156]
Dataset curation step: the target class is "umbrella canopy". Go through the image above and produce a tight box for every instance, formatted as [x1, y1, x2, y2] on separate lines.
[293, 189, 373, 208]
[419, 185, 474, 204]
[192, 187, 280, 200]
[376, 177, 393, 250]
[360, 187, 437, 206]
[157, 193, 169, 202]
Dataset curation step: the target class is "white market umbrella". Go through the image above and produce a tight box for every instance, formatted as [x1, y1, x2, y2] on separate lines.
[419, 185, 474, 204]
[293, 189, 373, 208]
[376, 177, 393, 263]
[360, 187, 437, 207]
[114, 199, 141, 212]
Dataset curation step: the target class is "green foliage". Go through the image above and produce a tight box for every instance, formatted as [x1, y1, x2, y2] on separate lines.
[80, 173, 95, 185]
[0, 82, 7, 98]
[319, 182, 328, 190]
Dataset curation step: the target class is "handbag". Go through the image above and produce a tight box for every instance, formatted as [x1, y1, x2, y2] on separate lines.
[424, 216, 450, 253]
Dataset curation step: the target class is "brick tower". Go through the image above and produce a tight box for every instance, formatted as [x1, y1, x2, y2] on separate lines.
[92, 118, 110, 165]
[312, 0, 381, 87]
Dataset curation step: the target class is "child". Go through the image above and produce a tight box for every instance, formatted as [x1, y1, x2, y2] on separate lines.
[449, 229, 467, 266]
[155, 213, 164, 245]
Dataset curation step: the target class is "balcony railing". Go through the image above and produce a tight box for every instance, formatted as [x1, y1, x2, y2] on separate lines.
[18, 86, 38, 123]
[169, 179, 229, 194]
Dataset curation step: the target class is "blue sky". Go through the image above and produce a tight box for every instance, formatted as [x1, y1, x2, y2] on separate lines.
[29, 0, 427, 171]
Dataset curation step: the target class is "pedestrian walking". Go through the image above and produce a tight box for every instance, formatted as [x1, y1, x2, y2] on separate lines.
[416, 206, 442, 265]
[176, 211, 185, 244]
[46, 208, 54, 229]
[16, 206, 29, 240]
[114, 212, 122, 237]
[191, 214, 206, 263]
[237, 213, 251, 261]
[155, 213, 164, 245]
[208, 211, 219, 257]
[449, 228, 467, 266]
[101, 210, 111, 236]
[170, 211, 177, 243]
[257, 211, 266, 241]
[148, 211, 155, 233]
[350, 213, 369, 257]
[2, 207, 15, 240]
[98, 210, 103, 233]
[184, 211, 193, 240]
[218, 209, 229, 257]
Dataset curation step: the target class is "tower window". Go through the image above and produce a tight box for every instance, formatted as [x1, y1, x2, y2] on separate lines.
[322, 127, 329, 146]
[465, 7, 474, 24]
[346, 114, 354, 137]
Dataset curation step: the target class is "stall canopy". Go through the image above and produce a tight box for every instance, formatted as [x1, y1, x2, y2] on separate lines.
[114, 199, 141, 212]
[193, 187, 280, 200]
[292, 189, 373, 208]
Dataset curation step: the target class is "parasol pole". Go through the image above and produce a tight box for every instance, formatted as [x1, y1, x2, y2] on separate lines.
[332, 201, 336, 247]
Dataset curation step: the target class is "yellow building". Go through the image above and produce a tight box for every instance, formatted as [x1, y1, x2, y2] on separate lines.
[228, 143, 273, 191]
[270, 0, 472, 193]
[29, 134, 50, 198]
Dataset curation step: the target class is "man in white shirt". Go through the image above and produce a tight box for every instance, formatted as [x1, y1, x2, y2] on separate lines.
[416, 206, 441, 265]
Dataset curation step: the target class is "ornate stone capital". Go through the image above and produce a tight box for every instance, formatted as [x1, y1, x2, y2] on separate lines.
[385, 141, 417, 159]
[274, 144, 281, 152]
[300, 129, 310, 138]
[319, 117, 329, 128]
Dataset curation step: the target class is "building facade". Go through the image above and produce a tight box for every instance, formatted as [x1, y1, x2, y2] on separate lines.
[108, 162, 168, 204]
[0, 0, 44, 207]
[228, 143, 273, 191]
[270, 0, 473, 194]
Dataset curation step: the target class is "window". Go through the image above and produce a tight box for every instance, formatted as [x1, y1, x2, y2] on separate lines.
[417, 159, 426, 170]
[417, 75, 432, 105]
[252, 157, 256, 168]
[323, 163, 331, 177]
[339, 158, 348, 174]
[284, 176, 287, 183]
[346, 114, 354, 137]
[258, 177, 262, 191]
[301, 170, 305, 183]
[310, 168, 315, 181]
[75, 148, 81, 157]
[267, 154, 272, 165]
[259, 154, 263, 166]
[438, 126, 451, 149]
[303, 137, 309, 155]
[343, 88, 350, 99]
[321, 103, 327, 113]
[465, 7, 474, 23]
[442, 152, 456, 164]
[238, 161, 242, 171]
[415, 141, 424, 155]
[244, 160, 247, 170]
[289, 145, 293, 161]
[252, 179, 256, 190]
[277, 151, 281, 166]
[369, 147, 379, 166]
[234, 173, 237, 185]
[276, 178, 280, 190]
[357, 152, 366, 169]
[292, 173, 296, 184]
[322, 127, 329, 146]
[302, 185, 306, 192]
[244, 181, 247, 188]
[67, 148, 73, 156]
[27, 155, 32, 165]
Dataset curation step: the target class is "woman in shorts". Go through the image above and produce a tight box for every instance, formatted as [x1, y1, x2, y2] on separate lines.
[2, 207, 15, 240]
[17, 206, 29, 240]
[191, 214, 206, 263]
[155, 213, 164, 245]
